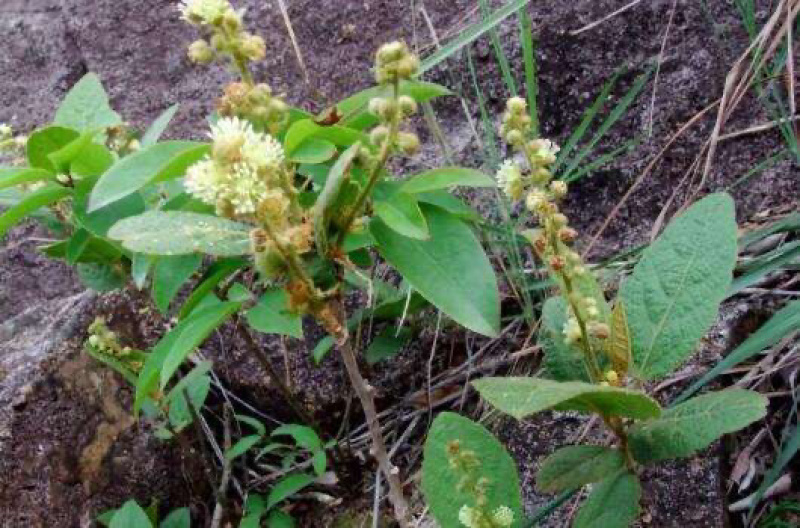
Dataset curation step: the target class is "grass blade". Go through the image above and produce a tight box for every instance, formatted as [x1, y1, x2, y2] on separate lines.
[518, 8, 539, 136]
[478, 0, 518, 95]
[419, 0, 531, 74]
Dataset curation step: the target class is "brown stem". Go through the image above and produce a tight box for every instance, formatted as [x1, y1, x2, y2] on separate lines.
[324, 299, 411, 527]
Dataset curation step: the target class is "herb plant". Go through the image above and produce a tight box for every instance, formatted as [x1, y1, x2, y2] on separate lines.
[422, 97, 768, 527]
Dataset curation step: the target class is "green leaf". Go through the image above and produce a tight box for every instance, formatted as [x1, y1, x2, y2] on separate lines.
[77, 262, 125, 291]
[422, 412, 523, 528]
[540, 297, 591, 382]
[54, 73, 122, 131]
[47, 130, 100, 173]
[71, 142, 115, 177]
[574, 471, 641, 528]
[630, 388, 768, 463]
[619, 193, 738, 380]
[288, 138, 336, 164]
[66, 228, 91, 264]
[160, 508, 190, 528]
[272, 424, 323, 452]
[537, 445, 625, 493]
[26, 126, 79, 172]
[266, 510, 294, 528]
[109, 211, 251, 256]
[142, 104, 179, 147]
[284, 119, 366, 156]
[0, 185, 70, 238]
[400, 167, 495, 194]
[416, 190, 480, 221]
[179, 258, 247, 320]
[312, 142, 361, 255]
[0, 167, 53, 191]
[159, 301, 241, 389]
[267, 474, 315, 509]
[473, 377, 661, 420]
[365, 326, 412, 364]
[336, 80, 453, 130]
[110, 500, 153, 528]
[246, 288, 303, 338]
[73, 179, 146, 238]
[131, 253, 154, 289]
[168, 370, 211, 432]
[153, 254, 202, 314]
[236, 414, 267, 436]
[373, 191, 429, 239]
[226, 434, 263, 461]
[89, 141, 208, 211]
[372, 204, 499, 337]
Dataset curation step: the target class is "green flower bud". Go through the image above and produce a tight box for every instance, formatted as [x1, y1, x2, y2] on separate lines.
[188, 39, 214, 64]
[368, 97, 386, 117]
[507, 96, 527, 115]
[398, 95, 418, 116]
[240, 34, 266, 61]
[370, 125, 390, 146]
[397, 132, 420, 156]
[505, 129, 524, 145]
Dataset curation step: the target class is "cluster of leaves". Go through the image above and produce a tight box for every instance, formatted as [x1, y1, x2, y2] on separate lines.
[423, 194, 769, 527]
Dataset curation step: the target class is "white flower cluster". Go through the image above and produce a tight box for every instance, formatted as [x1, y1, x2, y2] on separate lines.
[495, 160, 523, 201]
[178, 0, 232, 26]
[458, 505, 515, 528]
[185, 117, 285, 217]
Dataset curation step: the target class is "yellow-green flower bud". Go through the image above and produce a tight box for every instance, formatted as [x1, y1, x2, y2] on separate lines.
[506, 96, 527, 115]
[370, 126, 390, 146]
[397, 132, 420, 156]
[240, 34, 266, 61]
[221, 8, 242, 32]
[376, 41, 406, 64]
[368, 97, 386, 117]
[188, 39, 214, 64]
[505, 129, 524, 145]
[605, 370, 619, 384]
[396, 55, 420, 78]
[398, 95, 418, 116]
[550, 180, 568, 199]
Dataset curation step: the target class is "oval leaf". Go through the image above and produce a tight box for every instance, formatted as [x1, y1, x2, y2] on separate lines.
[619, 193, 738, 380]
[108, 211, 251, 256]
[472, 377, 661, 420]
[89, 141, 208, 211]
[630, 388, 767, 463]
[537, 445, 625, 493]
[0, 167, 53, 191]
[0, 185, 70, 238]
[54, 73, 122, 131]
[109, 500, 153, 528]
[246, 288, 303, 338]
[373, 191, 429, 239]
[574, 471, 641, 528]
[267, 474, 315, 509]
[400, 167, 495, 194]
[371, 204, 500, 337]
[422, 412, 524, 528]
[288, 138, 336, 164]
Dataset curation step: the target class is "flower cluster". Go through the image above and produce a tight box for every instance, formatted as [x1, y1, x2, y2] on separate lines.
[0, 123, 27, 157]
[365, 42, 421, 159]
[86, 317, 143, 372]
[185, 117, 286, 217]
[217, 82, 289, 135]
[446, 441, 515, 528]
[180, 0, 266, 69]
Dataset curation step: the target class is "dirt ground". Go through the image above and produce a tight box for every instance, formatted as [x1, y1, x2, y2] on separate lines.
[0, 0, 797, 526]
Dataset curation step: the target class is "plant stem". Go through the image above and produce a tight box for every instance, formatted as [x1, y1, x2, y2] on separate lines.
[335, 81, 400, 247]
[324, 298, 411, 527]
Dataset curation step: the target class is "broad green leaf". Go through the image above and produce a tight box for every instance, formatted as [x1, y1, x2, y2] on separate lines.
[41, 236, 121, 264]
[619, 193, 738, 380]
[266, 510, 295, 528]
[422, 412, 523, 528]
[142, 104, 179, 147]
[0, 185, 70, 238]
[272, 424, 323, 453]
[574, 471, 641, 528]
[400, 167, 495, 194]
[167, 371, 211, 431]
[73, 178, 146, 237]
[159, 301, 241, 389]
[54, 73, 122, 131]
[246, 288, 303, 338]
[160, 508, 190, 528]
[372, 204, 499, 337]
[77, 262, 125, 291]
[540, 297, 591, 382]
[266, 473, 315, 509]
[288, 138, 336, 164]
[365, 326, 412, 364]
[47, 130, 99, 172]
[336, 80, 453, 130]
[89, 141, 208, 211]
[153, 254, 202, 314]
[537, 445, 625, 493]
[109, 211, 251, 256]
[26, 126, 79, 172]
[284, 119, 366, 156]
[179, 258, 247, 319]
[416, 190, 480, 221]
[473, 377, 661, 420]
[226, 434, 263, 461]
[373, 191, 429, 239]
[131, 253, 154, 289]
[0, 167, 53, 190]
[66, 228, 91, 264]
[630, 388, 767, 463]
[71, 143, 115, 177]
[110, 500, 153, 528]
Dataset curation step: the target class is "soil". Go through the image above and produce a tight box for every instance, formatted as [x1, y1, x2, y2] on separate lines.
[0, 0, 797, 526]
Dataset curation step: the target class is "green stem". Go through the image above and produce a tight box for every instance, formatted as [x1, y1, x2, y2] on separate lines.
[335, 81, 400, 247]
